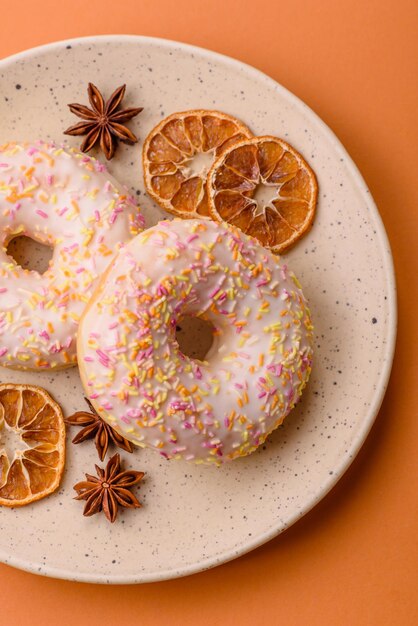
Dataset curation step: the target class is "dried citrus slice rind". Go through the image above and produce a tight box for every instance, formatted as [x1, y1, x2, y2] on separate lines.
[142, 110, 252, 218]
[0, 383, 65, 507]
[207, 135, 318, 253]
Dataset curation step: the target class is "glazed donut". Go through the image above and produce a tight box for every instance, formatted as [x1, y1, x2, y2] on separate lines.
[78, 219, 313, 464]
[0, 141, 143, 370]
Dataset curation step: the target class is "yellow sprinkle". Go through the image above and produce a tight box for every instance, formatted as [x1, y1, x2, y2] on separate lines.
[292, 275, 302, 289]
[87, 188, 99, 199]
[17, 354, 30, 361]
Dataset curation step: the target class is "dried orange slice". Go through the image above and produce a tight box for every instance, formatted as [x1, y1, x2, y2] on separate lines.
[207, 135, 318, 253]
[142, 110, 252, 218]
[0, 384, 65, 507]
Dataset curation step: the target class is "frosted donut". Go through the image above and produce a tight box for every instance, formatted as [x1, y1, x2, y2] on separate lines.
[0, 141, 143, 370]
[78, 219, 313, 464]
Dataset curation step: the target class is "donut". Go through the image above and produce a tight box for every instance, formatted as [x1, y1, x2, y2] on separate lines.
[77, 219, 313, 464]
[0, 141, 143, 370]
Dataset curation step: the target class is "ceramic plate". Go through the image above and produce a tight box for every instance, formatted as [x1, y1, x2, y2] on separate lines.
[0, 35, 396, 583]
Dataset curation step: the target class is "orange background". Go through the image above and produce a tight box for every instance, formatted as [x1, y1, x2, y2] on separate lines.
[0, 1, 417, 624]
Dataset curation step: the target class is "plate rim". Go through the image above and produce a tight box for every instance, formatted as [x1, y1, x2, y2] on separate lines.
[0, 33, 397, 584]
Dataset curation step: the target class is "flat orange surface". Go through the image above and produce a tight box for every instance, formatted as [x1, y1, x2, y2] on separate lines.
[0, 1, 417, 624]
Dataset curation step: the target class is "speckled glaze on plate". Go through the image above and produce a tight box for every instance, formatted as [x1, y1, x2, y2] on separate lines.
[0, 35, 396, 584]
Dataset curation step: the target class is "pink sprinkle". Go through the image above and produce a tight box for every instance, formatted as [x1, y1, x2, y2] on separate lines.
[46, 175, 54, 185]
[267, 363, 283, 376]
[15, 202, 22, 210]
[170, 401, 191, 412]
[224, 417, 230, 428]
[0, 287, 7, 294]
[104, 181, 112, 193]
[89, 393, 99, 399]
[0, 163, 9, 168]
[58, 206, 69, 216]
[0, 348, 8, 357]
[187, 234, 199, 243]
[36, 209, 48, 219]
[135, 213, 145, 228]
[108, 321, 118, 330]
[96, 349, 109, 361]
[287, 389, 294, 401]
[27, 147, 38, 156]
[209, 286, 220, 298]
[38, 330, 50, 341]
[76, 267, 85, 274]
[83, 356, 94, 362]
[94, 210, 100, 222]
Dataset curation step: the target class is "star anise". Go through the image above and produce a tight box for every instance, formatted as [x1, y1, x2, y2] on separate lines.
[74, 453, 144, 523]
[64, 82, 143, 160]
[65, 397, 133, 461]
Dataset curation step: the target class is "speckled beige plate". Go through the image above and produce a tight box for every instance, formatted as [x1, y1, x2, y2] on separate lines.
[0, 35, 396, 584]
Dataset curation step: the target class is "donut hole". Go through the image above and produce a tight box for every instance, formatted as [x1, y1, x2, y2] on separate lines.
[175, 315, 215, 361]
[6, 236, 53, 274]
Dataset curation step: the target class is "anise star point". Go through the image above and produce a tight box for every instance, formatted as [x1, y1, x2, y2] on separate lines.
[65, 397, 134, 461]
[74, 453, 144, 523]
[64, 82, 143, 160]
